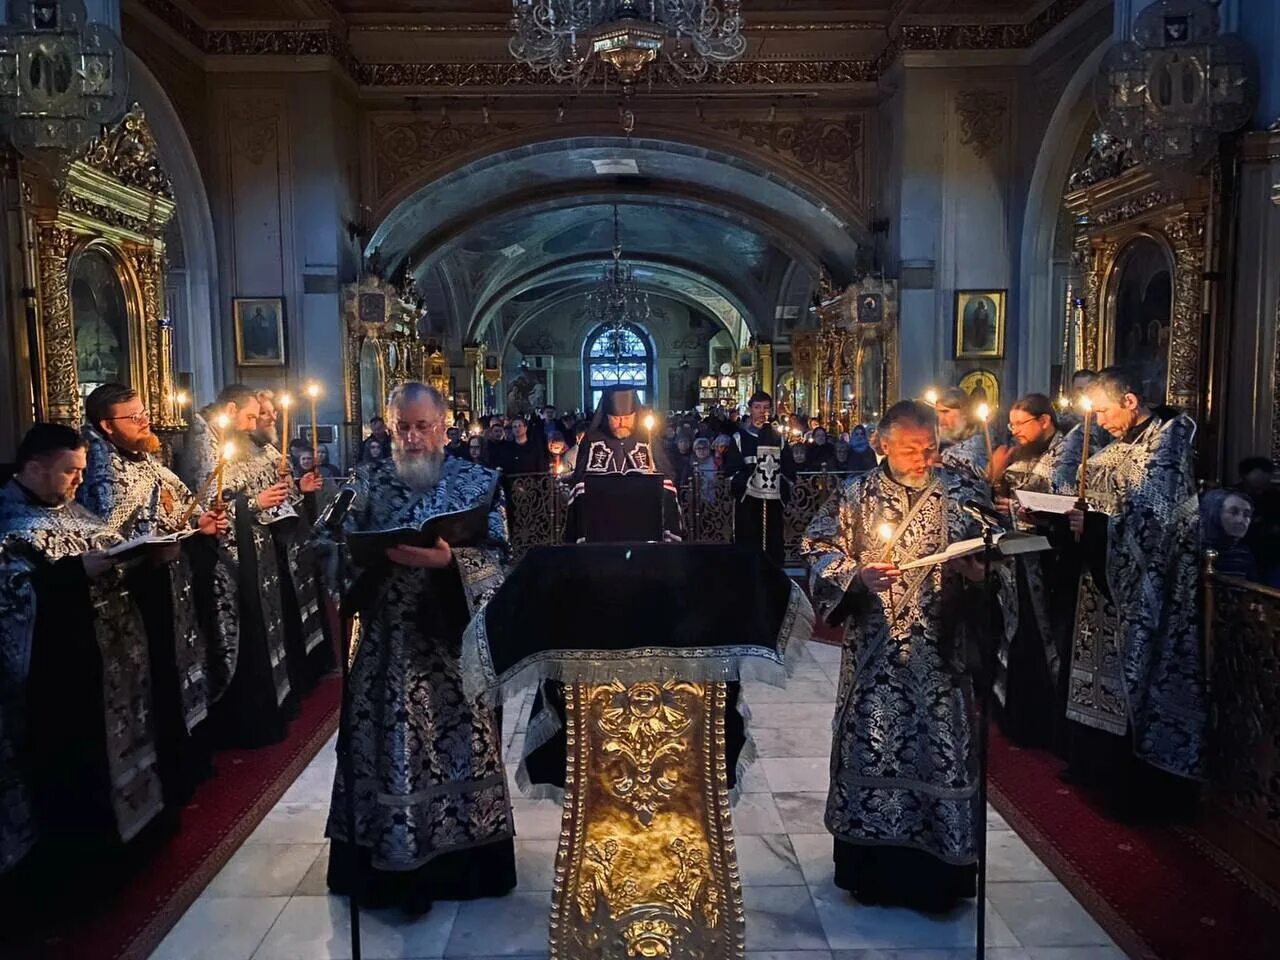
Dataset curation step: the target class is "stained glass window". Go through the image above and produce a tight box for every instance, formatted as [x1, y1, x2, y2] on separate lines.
[583, 323, 652, 411]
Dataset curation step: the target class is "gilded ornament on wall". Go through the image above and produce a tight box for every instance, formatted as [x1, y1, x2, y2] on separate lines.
[954, 89, 1009, 161]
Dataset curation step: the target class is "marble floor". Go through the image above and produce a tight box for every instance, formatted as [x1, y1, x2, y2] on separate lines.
[150, 638, 1125, 960]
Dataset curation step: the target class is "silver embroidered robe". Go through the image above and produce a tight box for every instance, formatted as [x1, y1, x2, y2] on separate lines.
[801, 465, 989, 866]
[940, 431, 989, 485]
[0, 481, 164, 872]
[180, 410, 291, 710]
[1066, 412, 1206, 779]
[312, 456, 511, 870]
[78, 426, 224, 720]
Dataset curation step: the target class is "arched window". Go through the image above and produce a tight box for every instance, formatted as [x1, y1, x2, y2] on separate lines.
[582, 323, 653, 411]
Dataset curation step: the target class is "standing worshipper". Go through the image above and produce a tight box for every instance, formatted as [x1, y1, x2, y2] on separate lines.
[0, 425, 164, 876]
[1062, 366, 1206, 814]
[935, 387, 989, 483]
[987, 393, 1071, 749]
[730, 391, 794, 565]
[801, 400, 996, 910]
[845, 425, 880, 472]
[564, 387, 682, 542]
[78, 383, 231, 802]
[313, 382, 514, 913]
[179, 384, 295, 745]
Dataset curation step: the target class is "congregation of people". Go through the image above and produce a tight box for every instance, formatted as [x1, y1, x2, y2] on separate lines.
[1, 364, 1276, 927]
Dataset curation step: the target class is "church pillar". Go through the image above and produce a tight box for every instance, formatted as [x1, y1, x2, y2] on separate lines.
[757, 342, 774, 397]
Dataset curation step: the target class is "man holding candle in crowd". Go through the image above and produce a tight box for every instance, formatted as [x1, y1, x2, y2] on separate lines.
[311, 381, 515, 914]
[730, 390, 794, 565]
[180, 384, 296, 745]
[801, 400, 997, 910]
[1061, 366, 1206, 816]
[935, 387, 989, 483]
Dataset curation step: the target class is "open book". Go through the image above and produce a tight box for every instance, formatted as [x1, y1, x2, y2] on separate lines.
[346, 473, 500, 566]
[105, 529, 198, 561]
[1014, 489, 1079, 515]
[897, 530, 1050, 571]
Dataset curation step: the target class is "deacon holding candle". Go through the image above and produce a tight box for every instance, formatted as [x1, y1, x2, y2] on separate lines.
[935, 387, 989, 484]
[802, 399, 998, 911]
[1059, 366, 1206, 815]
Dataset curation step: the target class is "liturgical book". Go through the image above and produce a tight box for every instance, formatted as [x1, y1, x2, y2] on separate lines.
[346, 472, 500, 565]
[897, 530, 1050, 571]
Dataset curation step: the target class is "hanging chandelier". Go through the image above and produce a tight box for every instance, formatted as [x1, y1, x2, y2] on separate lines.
[586, 205, 652, 361]
[509, 0, 746, 90]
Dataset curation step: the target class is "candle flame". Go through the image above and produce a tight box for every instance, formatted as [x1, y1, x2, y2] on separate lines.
[877, 522, 894, 543]
[924, 389, 939, 406]
[976, 403, 990, 422]
[175, 391, 189, 407]
[222, 441, 236, 460]
[215, 413, 230, 430]
[644, 413, 655, 431]
[306, 383, 321, 399]
[279, 393, 292, 408]
[1080, 395, 1094, 413]
[1056, 394, 1070, 410]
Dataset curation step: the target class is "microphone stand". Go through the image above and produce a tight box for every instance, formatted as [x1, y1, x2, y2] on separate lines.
[973, 514, 999, 960]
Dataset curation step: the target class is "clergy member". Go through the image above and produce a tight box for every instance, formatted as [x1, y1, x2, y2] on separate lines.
[987, 393, 1071, 749]
[314, 381, 514, 913]
[79, 383, 232, 801]
[935, 387, 989, 482]
[0, 424, 164, 874]
[564, 386, 681, 542]
[801, 400, 993, 910]
[179, 384, 295, 745]
[730, 390, 794, 565]
[1062, 366, 1206, 812]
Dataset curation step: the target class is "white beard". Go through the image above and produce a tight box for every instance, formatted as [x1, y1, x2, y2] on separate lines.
[253, 424, 279, 447]
[394, 448, 444, 491]
[939, 422, 970, 445]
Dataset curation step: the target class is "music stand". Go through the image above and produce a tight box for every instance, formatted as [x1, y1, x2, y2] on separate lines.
[580, 473, 665, 542]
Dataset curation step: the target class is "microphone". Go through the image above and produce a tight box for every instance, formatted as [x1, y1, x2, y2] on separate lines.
[960, 498, 1004, 527]
[319, 486, 356, 534]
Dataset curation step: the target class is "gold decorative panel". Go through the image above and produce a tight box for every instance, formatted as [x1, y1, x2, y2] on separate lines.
[29, 106, 179, 427]
[552, 682, 744, 960]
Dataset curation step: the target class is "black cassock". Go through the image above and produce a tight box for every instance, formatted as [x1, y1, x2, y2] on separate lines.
[562, 428, 682, 543]
[729, 423, 794, 567]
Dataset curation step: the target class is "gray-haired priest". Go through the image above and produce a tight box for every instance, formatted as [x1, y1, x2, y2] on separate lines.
[78, 382, 232, 803]
[1062, 366, 1206, 817]
[801, 399, 996, 911]
[312, 381, 514, 914]
[0, 425, 163, 877]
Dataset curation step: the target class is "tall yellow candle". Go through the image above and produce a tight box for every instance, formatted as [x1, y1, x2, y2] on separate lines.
[643, 412, 656, 472]
[976, 402, 993, 459]
[277, 393, 292, 475]
[214, 441, 235, 508]
[306, 383, 321, 463]
[878, 521, 897, 625]
[1077, 395, 1094, 505]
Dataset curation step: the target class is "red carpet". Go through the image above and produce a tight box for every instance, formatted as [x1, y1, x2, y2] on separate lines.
[2, 675, 341, 960]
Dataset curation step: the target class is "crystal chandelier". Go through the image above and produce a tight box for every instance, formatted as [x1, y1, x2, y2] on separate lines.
[509, 0, 746, 89]
[586, 206, 652, 360]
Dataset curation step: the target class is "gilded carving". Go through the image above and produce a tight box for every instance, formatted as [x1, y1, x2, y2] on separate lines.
[954, 90, 1009, 161]
[704, 116, 864, 211]
[1165, 213, 1207, 410]
[80, 105, 175, 200]
[552, 682, 744, 960]
[37, 226, 79, 425]
[371, 119, 523, 207]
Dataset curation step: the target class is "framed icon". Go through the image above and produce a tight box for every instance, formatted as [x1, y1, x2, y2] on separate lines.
[958, 369, 1000, 412]
[954, 290, 1006, 360]
[233, 297, 286, 366]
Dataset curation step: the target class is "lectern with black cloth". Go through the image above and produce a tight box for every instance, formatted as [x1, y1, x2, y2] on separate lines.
[463, 543, 813, 960]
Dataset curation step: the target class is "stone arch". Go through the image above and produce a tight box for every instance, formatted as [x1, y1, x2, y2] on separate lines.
[1015, 38, 1112, 398]
[126, 50, 221, 403]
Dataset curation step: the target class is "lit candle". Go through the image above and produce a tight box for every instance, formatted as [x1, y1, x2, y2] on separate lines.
[1077, 395, 1094, 505]
[976, 402, 993, 459]
[277, 393, 292, 475]
[215, 412, 230, 435]
[878, 521, 897, 625]
[924, 388, 939, 407]
[214, 440, 235, 508]
[306, 382, 321, 463]
[643, 412, 656, 472]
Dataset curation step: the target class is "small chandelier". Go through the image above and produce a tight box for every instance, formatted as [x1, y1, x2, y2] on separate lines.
[509, 0, 746, 90]
[586, 205, 651, 360]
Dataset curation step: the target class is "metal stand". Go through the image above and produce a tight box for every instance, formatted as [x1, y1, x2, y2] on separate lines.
[330, 540, 362, 960]
[975, 521, 997, 960]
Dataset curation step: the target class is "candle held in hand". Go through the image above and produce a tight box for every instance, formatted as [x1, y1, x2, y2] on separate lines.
[277, 394, 292, 474]
[1077, 395, 1094, 505]
[305, 382, 321, 462]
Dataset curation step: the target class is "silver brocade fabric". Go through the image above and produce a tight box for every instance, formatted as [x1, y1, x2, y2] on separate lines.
[1066, 413, 1207, 779]
[801, 465, 990, 865]
[0, 481, 164, 871]
[181, 411, 290, 708]
[940, 431, 990, 486]
[78, 426, 217, 721]
[310, 456, 511, 870]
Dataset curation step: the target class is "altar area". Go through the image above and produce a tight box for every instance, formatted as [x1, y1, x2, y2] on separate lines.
[147, 636, 1122, 960]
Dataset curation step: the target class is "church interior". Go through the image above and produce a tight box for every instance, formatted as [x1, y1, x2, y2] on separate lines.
[0, 1, 1279, 958]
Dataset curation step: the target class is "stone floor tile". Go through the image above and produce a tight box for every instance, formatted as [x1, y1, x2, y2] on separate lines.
[746, 702, 839, 730]
[742, 885, 829, 951]
[760, 757, 831, 793]
[810, 883, 1019, 950]
[806, 642, 843, 663]
[788, 832, 834, 888]
[280, 765, 336, 805]
[1026, 949, 1127, 960]
[253, 895, 458, 960]
[746, 952, 833, 960]
[205, 843, 327, 899]
[514, 839, 559, 892]
[511, 800, 565, 840]
[294, 844, 332, 896]
[245, 804, 331, 845]
[445, 892, 551, 956]
[751, 728, 834, 759]
[774, 792, 829, 835]
[986, 882, 1110, 948]
[736, 834, 806, 886]
[729, 792, 788, 835]
[736, 757, 773, 793]
[743, 681, 838, 704]
[150, 896, 288, 960]
[985, 832, 1056, 883]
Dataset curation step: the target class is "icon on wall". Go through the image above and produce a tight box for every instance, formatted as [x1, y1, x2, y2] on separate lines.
[954, 290, 1006, 360]
[233, 297, 286, 367]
